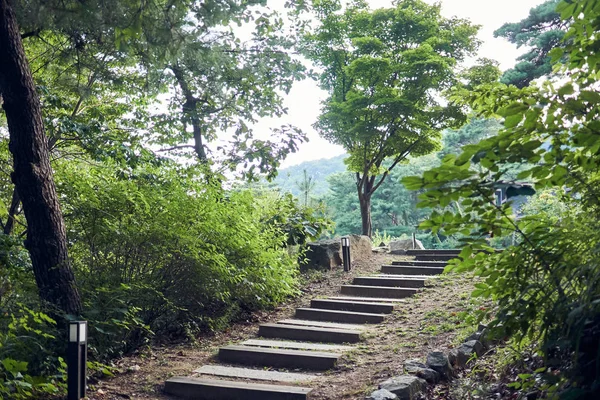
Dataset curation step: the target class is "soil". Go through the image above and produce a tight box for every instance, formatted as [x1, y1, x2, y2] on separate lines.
[86, 252, 478, 400]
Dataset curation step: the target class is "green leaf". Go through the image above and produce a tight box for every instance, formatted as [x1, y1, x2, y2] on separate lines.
[558, 83, 575, 96]
[504, 114, 523, 128]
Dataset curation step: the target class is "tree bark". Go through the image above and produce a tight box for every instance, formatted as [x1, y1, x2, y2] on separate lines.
[0, 0, 82, 315]
[171, 66, 209, 162]
[357, 174, 374, 237]
[358, 193, 372, 238]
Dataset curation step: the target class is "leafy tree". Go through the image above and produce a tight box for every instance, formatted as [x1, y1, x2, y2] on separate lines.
[404, 0, 600, 395]
[438, 118, 502, 160]
[494, 0, 566, 88]
[324, 172, 362, 235]
[325, 154, 438, 236]
[303, 0, 479, 236]
[14, 0, 309, 176]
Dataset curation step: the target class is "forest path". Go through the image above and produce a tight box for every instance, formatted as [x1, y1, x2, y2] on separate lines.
[88, 251, 479, 400]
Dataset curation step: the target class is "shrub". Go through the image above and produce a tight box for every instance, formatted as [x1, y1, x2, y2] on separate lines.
[55, 160, 304, 358]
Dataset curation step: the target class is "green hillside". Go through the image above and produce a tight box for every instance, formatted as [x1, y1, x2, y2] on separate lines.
[274, 154, 347, 197]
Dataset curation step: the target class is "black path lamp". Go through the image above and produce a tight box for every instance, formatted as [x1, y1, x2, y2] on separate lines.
[341, 236, 351, 272]
[68, 321, 88, 400]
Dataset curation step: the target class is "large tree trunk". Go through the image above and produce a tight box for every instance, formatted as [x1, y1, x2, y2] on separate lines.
[358, 193, 372, 237]
[0, 0, 82, 315]
[357, 173, 375, 237]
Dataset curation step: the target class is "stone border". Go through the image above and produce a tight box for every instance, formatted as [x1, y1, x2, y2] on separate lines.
[365, 325, 490, 400]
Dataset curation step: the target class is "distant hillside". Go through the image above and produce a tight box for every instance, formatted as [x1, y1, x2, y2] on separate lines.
[274, 154, 347, 197]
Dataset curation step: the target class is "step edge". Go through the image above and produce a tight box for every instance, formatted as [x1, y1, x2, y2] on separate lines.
[165, 376, 313, 394]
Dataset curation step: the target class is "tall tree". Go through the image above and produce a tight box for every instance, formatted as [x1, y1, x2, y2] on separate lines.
[0, 0, 81, 315]
[12, 0, 308, 176]
[494, 0, 566, 88]
[296, 169, 316, 206]
[303, 0, 479, 236]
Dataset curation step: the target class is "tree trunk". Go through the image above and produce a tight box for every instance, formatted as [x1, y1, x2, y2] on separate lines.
[358, 193, 372, 237]
[171, 66, 209, 162]
[0, 0, 82, 315]
[357, 172, 375, 238]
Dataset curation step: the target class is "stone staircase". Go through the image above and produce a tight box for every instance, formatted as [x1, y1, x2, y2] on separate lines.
[164, 249, 459, 399]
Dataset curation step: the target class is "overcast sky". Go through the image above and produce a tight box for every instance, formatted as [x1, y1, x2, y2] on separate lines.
[254, 0, 547, 168]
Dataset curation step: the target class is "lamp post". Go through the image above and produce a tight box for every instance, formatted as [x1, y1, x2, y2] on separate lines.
[341, 237, 351, 272]
[68, 321, 87, 400]
[495, 188, 504, 207]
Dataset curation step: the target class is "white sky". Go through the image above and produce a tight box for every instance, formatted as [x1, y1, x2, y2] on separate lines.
[255, 0, 547, 168]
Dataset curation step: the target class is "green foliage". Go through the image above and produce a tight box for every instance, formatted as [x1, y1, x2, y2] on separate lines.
[0, 235, 65, 398]
[438, 118, 502, 162]
[258, 192, 332, 247]
[303, 0, 479, 235]
[13, 0, 309, 178]
[494, 0, 566, 87]
[323, 154, 439, 236]
[0, 307, 63, 399]
[404, 0, 600, 395]
[55, 159, 304, 347]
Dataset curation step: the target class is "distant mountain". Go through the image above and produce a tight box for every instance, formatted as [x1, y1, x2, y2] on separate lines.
[274, 154, 347, 197]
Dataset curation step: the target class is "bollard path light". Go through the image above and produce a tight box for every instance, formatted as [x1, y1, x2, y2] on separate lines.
[68, 321, 88, 400]
[341, 236, 351, 272]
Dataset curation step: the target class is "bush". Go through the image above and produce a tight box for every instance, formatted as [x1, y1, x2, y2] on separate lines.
[0, 236, 65, 398]
[55, 161, 303, 358]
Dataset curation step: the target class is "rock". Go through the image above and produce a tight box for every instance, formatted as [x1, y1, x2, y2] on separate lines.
[379, 375, 426, 400]
[349, 234, 372, 260]
[389, 239, 424, 254]
[448, 348, 467, 369]
[301, 239, 342, 271]
[404, 359, 440, 383]
[467, 328, 491, 348]
[466, 331, 482, 342]
[365, 389, 398, 400]
[456, 340, 483, 366]
[301, 235, 371, 271]
[426, 350, 453, 380]
[372, 246, 389, 254]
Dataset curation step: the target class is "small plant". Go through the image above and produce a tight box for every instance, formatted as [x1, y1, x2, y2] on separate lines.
[371, 230, 392, 246]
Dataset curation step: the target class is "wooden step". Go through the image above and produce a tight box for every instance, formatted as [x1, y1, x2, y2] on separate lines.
[391, 260, 447, 268]
[194, 365, 318, 383]
[328, 296, 406, 304]
[376, 274, 431, 280]
[276, 319, 366, 331]
[406, 249, 461, 256]
[258, 323, 362, 343]
[353, 276, 425, 288]
[242, 339, 353, 353]
[415, 254, 457, 262]
[311, 299, 394, 314]
[165, 377, 312, 400]
[295, 308, 385, 324]
[381, 265, 445, 275]
[218, 345, 340, 370]
[340, 285, 418, 299]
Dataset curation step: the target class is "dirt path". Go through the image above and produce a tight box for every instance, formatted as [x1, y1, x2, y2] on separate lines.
[87, 253, 478, 400]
